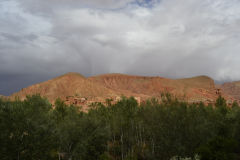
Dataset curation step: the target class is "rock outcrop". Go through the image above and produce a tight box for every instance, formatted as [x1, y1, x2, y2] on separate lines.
[220, 81, 240, 103]
[89, 74, 219, 102]
[10, 72, 117, 104]
[10, 72, 237, 108]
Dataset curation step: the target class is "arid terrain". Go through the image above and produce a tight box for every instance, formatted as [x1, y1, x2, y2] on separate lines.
[6, 72, 239, 109]
[220, 81, 240, 100]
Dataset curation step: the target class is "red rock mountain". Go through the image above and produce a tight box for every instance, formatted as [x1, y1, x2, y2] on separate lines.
[220, 81, 240, 101]
[89, 74, 219, 102]
[11, 73, 117, 103]
[10, 72, 234, 107]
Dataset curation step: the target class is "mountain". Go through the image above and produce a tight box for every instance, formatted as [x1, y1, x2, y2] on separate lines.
[10, 72, 117, 104]
[10, 72, 236, 107]
[220, 81, 240, 101]
[89, 74, 219, 102]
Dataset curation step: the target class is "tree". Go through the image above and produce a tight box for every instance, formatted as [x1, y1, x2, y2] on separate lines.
[0, 95, 57, 160]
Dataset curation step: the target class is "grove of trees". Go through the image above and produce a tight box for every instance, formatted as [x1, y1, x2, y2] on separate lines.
[1, 94, 240, 160]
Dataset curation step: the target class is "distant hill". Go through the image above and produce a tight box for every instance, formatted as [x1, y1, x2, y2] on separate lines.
[220, 81, 240, 100]
[9, 72, 235, 108]
[89, 74, 219, 102]
[10, 72, 117, 104]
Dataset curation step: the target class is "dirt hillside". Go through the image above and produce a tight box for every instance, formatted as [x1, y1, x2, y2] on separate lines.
[220, 81, 240, 101]
[89, 74, 219, 102]
[10, 72, 117, 103]
[10, 72, 236, 106]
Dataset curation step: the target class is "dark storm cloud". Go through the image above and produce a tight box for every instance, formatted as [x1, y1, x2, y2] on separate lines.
[0, 0, 240, 95]
[0, 73, 51, 96]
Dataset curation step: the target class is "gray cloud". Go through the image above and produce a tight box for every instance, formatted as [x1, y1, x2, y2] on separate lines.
[0, 0, 240, 95]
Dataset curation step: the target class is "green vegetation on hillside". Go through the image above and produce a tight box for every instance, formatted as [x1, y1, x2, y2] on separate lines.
[0, 95, 240, 160]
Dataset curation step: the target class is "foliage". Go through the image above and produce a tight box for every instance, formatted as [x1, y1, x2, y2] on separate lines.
[1, 95, 240, 160]
[170, 154, 200, 160]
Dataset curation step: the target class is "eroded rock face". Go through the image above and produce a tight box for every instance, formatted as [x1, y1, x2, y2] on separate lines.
[10, 72, 117, 104]
[9, 72, 236, 109]
[89, 74, 220, 102]
[220, 81, 240, 102]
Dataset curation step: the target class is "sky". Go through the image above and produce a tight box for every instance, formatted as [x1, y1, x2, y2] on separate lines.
[1, 0, 240, 95]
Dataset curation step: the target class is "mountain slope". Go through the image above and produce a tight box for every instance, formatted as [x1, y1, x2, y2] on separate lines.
[220, 81, 240, 100]
[10, 72, 229, 105]
[89, 74, 218, 102]
[11, 72, 117, 103]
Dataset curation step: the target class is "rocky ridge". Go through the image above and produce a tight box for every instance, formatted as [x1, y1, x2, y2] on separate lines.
[10, 72, 239, 109]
